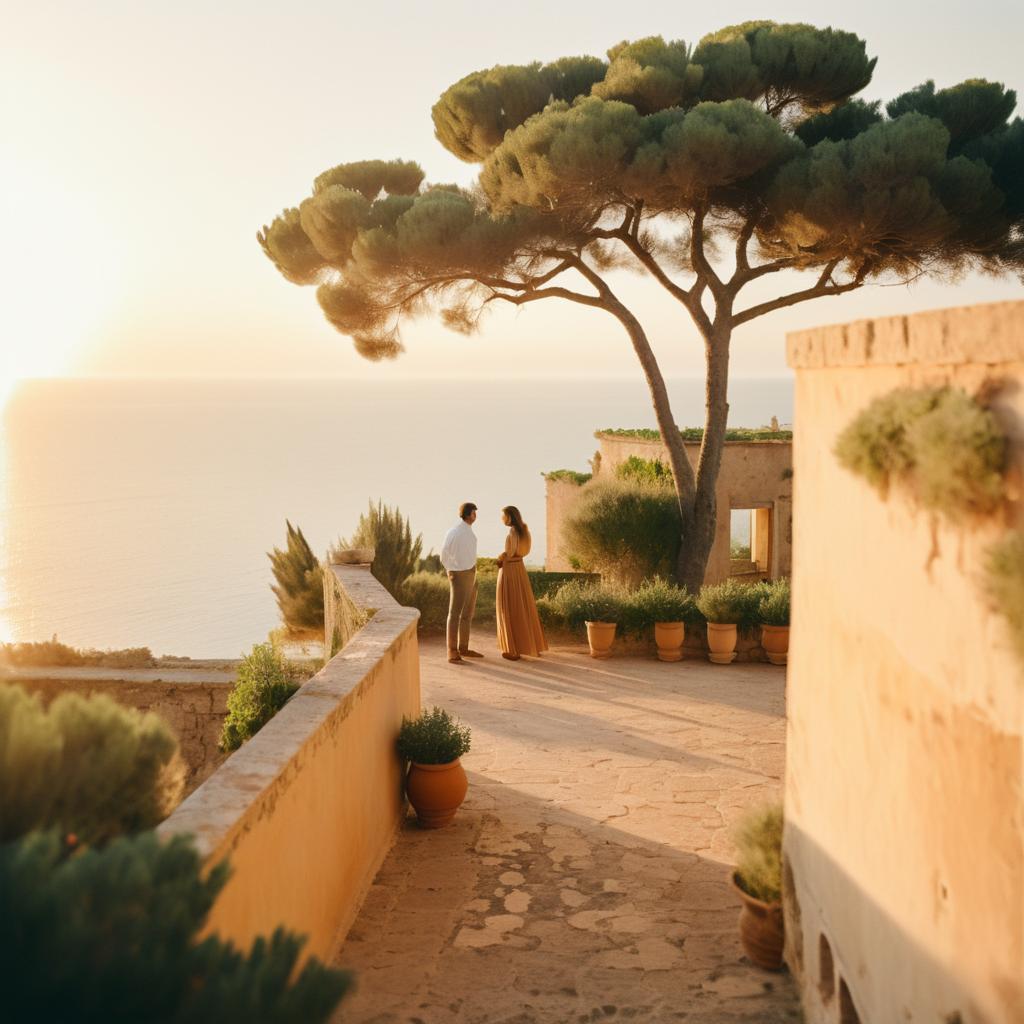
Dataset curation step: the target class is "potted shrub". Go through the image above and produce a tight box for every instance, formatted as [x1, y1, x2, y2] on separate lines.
[730, 802, 784, 970]
[758, 579, 791, 665]
[696, 580, 760, 664]
[397, 707, 472, 828]
[547, 581, 624, 658]
[630, 579, 694, 662]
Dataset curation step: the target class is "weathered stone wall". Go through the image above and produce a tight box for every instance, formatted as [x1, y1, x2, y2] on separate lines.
[784, 300, 1024, 1024]
[160, 565, 421, 965]
[546, 434, 792, 584]
[1, 667, 233, 793]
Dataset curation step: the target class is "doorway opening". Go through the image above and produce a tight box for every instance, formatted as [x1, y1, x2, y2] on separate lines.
[729, 505, 772, 579]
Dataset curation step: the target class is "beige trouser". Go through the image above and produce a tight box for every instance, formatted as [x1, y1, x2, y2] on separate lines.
[446, 568, 477, 653]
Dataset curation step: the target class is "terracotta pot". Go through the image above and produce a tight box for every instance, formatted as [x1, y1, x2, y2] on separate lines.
[731, 872, 784, 970]
[654, 622, 685, 662]
[707, 622, 738, 664]
[406, 758, 468, 828]
[761, 625, 790, 665]
[585, 621, 617, 659]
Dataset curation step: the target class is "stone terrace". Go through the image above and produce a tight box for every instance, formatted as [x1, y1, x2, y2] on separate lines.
[334, 639, 799, 1024]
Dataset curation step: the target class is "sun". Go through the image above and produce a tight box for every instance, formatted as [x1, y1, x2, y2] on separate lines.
[0, 154, 120, 396]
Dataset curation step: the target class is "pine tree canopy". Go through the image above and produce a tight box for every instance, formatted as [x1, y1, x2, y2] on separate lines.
[260, 22, 1021, 361]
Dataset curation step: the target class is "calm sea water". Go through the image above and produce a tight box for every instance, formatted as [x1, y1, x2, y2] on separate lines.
[0, 377, 792, 657]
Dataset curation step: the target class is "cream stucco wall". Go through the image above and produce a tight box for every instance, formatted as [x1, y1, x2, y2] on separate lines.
[159, 564, 421, 963]
[784, 301, 1024, 1024]
[546, 434, 792, 584]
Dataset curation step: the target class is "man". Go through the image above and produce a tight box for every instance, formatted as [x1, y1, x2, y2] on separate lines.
[440, 502, 484, 664]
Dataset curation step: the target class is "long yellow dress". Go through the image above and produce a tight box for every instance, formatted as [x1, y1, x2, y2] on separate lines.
[496, 527, 548, 657]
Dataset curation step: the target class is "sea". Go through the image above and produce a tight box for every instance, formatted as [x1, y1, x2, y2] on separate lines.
[0, 377, 793, 657]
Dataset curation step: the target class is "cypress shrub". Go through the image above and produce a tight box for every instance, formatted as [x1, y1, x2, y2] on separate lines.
[333, 500, 423, 598]
[268, 521, 324, 630]
[0, 830, 351, 1023]
[0, 686, 183, 845]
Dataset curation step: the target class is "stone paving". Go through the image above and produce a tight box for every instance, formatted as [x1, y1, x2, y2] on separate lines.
[334, 639, 799, 1024]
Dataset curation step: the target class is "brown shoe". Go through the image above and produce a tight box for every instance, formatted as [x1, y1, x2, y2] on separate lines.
[459, 649, 485, 658]
[448, 652, 464, 664]
[502, 652, 521, 661]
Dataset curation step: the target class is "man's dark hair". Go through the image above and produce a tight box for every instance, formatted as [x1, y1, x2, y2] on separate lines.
[459, 502, 477, 521]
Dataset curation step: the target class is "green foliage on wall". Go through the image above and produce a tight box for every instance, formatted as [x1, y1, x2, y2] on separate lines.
[616, 455, 674, 485]
[0, 830, 351, 1023]
[984, 531, 1024, 662]
[0, 686, 182, 845]
[333, 500, 423, 598]
[0, 638, 156, 669]
[598, 428, 792, 442]
[220, 644, 300, 752]
[835, 387, 1006, 520]
[543, 468, 593, 485]
[269, 521, 324, 630]
[563, 478, 682, 586]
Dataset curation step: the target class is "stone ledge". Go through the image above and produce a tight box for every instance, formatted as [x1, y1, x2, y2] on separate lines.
[786, 300, 1024, 370]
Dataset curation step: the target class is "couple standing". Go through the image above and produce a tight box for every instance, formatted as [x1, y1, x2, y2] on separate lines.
[440, 501, 548, 664]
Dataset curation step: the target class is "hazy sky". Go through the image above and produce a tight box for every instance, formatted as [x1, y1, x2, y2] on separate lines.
[3, 0, 1022, 384]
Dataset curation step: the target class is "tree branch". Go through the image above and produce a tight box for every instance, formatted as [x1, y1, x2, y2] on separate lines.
[731, 259, 868, 327]
[690, 206, 725, 303]
[487, 286, 605, 309]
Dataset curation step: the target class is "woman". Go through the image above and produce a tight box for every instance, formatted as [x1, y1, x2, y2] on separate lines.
[495, 505, 548, 661]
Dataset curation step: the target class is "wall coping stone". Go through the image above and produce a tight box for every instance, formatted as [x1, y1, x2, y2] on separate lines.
[787, 299, 1024, 370]
[159, 565, 418, 860]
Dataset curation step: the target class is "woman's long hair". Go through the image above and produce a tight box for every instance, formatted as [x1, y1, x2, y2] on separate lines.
[503, 505, 527, 538]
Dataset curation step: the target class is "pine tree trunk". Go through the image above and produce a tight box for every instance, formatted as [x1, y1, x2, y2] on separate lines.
[676, 327, 731, 592]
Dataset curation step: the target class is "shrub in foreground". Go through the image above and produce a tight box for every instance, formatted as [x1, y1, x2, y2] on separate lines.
[732, 803, 784, 904]
[0, 686, 183, 844]
[563, 477, 681, 587]
[220, 644, 300, 752]
[625, 578, 697, 632]
[835, 387, 1006, 520]
[0, 830, 351, 1023]
[397, 706, 472, 765]
[757, 578, 791, 627]
[542, 580, 628, 629]
[984, 531, 1024, 661]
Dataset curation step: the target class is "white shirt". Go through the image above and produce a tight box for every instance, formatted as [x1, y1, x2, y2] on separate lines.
[440, 520, 477, 572]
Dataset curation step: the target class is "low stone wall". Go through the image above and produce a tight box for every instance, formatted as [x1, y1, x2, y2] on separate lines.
[159, 565, 421, 964]
[0, 666, 234, 793]
[784, 300, 1024, 1024]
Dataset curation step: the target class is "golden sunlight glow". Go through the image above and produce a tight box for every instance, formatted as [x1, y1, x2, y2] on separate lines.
[0, 160, 120, 392]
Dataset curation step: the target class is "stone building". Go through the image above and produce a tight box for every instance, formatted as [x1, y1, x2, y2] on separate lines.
[545, 429, 793, 585]
[784, 300, 1024, 1024]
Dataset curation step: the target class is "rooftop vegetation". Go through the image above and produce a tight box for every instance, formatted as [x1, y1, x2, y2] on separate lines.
[543, 469, 593, 485]
[597, 428, 793, 442]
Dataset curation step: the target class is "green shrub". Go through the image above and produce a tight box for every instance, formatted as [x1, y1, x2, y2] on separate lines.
[732, 803, 784, 904]
[398, 571, 498, 631]
[835, 387, 1006, 520]
[333, 500, 423, 598]
[0, 686, 183, 845]
[0, 830, 351, 1023]
[599, 427, 792, 442]
[696, 579, 763, 631]
[528, 571, 600, 597]
[417, 551, 444, 574]
[220, 644, 300, 752]
[758, 578, 791, 627]
[268, 521, 324, 630]
[543, 580, 627, 628]
[984, 532, 1024, 661]
[616, 455, 673, 486]
[0, 638, 156, 669]
[543, 469, 592, 485]
[397, 706, 471, 765]
[624, 579, 696, 630]
[563, 478, 681, 587]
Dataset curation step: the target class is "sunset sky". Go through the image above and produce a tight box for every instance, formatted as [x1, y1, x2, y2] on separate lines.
[3, 0, 1022, 386]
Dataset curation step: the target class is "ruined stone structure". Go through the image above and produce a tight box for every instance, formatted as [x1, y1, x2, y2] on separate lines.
[546, 430, 793, 585]
[784, 300, 1024, 1024]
